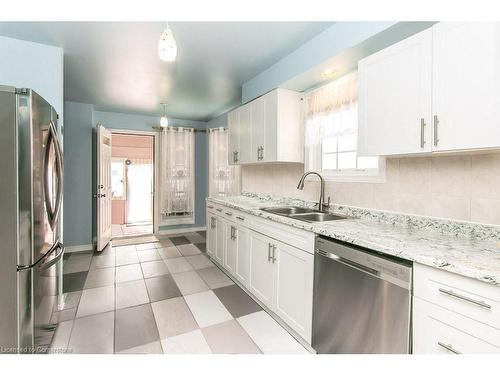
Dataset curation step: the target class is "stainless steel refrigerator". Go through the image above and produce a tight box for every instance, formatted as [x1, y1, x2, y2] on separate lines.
[0, 86, 64, 353]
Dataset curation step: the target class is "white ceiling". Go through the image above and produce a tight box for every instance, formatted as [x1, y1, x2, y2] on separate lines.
[0, 22, 333, 121]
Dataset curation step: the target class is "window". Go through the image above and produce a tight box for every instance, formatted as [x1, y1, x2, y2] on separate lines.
[111, 159, 125, 199]
[304, 72, 384, 182]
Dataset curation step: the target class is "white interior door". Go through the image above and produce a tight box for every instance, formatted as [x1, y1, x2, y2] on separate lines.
[97, 125, 112, 251]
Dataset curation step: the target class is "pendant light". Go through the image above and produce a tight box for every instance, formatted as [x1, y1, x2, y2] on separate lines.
[160, 103, 169, 127]
[158, 23, 177, 62]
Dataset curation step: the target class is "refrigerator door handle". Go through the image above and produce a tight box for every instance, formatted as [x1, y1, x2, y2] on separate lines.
[38, 241, 65, 271]
[43, 121, 63, 230]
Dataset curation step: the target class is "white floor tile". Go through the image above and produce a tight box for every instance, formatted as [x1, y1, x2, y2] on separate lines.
[185, 254, 214, 270]
[76, 285, 115, 318]
[116, 279, 150, 309]
[161, 330, 212, 354]
[164, 257, 194, 274]
[115, 263, 143, 283]
[184, 290, 232, 328]
[237, 311, 308, 354]
[68, 311, 114, 354]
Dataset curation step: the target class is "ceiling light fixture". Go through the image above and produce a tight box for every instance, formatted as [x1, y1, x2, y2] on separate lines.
[158, 23, 177, 62]
[160, 103, 169, 127]
[321, 68, 339, 79]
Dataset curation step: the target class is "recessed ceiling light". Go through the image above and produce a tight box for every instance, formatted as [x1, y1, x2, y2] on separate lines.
[322, 68, 339, 79]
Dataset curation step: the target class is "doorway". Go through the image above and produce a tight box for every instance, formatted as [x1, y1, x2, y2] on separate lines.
[110, 132, 156, 239]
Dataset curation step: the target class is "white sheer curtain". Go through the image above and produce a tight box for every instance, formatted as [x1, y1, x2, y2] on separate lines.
[304, 72, 359, 172]
[208, 127, 241, 197]
[159, 127, 195, 224]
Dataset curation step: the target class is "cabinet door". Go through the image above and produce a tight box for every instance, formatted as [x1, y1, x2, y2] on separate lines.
[224, 222, 237, 276]
[432, 22, 500, 151]
[250, 97, 265, 162]
[263, 90, 278, 161]
[227, 109, 240, 164]
[234, 225, 250, 287]
[214, 216, 225, 265]
[206, 214, 217, 257]
[273, 240, 314, 342]
[238, 104, 252, 163]
[248, 231, 275, 310]
[358, 28, 432, 156]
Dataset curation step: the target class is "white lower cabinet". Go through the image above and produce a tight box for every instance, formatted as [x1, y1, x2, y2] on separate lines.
[413, 297, 500, 354]
[214, 216, 225, 264]
[234, 225, 250, 287]
[223, 220, 237, 275]
[206, 213, 217, 257]
[274, 240, 314, 341]
[248, 231, 275, 310]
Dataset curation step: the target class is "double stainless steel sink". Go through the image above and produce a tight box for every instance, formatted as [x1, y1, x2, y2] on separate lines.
[261, 206, 348, 222]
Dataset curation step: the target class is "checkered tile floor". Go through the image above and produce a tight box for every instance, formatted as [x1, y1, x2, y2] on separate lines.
[53, 231, 308, 354]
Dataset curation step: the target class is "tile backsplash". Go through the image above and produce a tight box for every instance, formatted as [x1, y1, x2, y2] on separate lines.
[241, 153, 500, 226]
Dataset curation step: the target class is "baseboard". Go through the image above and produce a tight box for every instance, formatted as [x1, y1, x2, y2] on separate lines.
[65, 244, 94, 253]
[156, 226, 206, 235]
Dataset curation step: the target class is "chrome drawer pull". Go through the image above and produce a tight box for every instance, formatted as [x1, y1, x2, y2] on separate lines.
[236, 216, 245, 221]
[215, 208, 223, 212]
[225, 212, 233, 216]
[438, 288, 492, 310]
[207, 205, 214, 209]
[438, 341, 461, 354]
[268, 243, 273, 262]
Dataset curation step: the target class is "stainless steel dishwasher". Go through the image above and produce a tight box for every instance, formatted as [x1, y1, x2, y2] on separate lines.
[312, 236, 412, 354]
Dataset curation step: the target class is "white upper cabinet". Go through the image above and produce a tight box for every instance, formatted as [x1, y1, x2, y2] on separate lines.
[358, 29, 433, 156]
[432, 22, 500, 152]
[359, 22, 500, 156]
[227, 88, 303, 164]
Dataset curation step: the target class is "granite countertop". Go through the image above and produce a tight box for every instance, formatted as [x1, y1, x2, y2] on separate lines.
[207, 194, 500, 286]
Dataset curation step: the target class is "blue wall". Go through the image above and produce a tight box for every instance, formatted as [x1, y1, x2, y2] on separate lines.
[63, 101, 94, 246]
[241, 22, 396, 103]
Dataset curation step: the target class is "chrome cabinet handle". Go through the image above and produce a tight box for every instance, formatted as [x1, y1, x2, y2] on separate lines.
[438, 341, 461, 354]
[433, 115, 439, 146]
[216, 208, 222, 212]
[272, 244, 276, 263]
[207, 205, 214, 209]
[438, 288, 492, 309]
[225, 212, 233, 216]
[268, 243, 272, 262]
[230, 226, 237, 240]
[236, 216, 245, 221]
[420, 118, 426, 148]
[210, 217, 216, 229]
[233, 151, 239, 163]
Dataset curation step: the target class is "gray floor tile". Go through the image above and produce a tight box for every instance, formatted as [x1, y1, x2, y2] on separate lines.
[63, 253, 93, 274]
[172, 271, 209, 296]
[115, 250, 139, 266]
[185, 232, 206, 244]
[63, 271, 88, 293]
[202, 320, 261, 354]
[177, 244, 202, 256]
[50, 307, 77, 324]
[116, 279, 150, 310]
[49, 320, 73, 353]
[169, 236, 190, 246]
[117, 340, 163, 354]
[84, 267, 115, 289]
[90, 254, 115, 269]
[197, 230, 206, 238]
[115, 304, 160, 352]
[145, 275, 182, 302]
[68, 311, 114, 354]
[151, 297, 198, 338]
[194, 242, 206, 253]
[141, 260, 169, 278]
[157, 237, 174, 248]
[157, 246, 182, 259]
[213, 284, 262, 318]
[197, 267, 234, 289]
[138, 249, 161, 263]
[185, 254, 214, 270]
[76, 285, 115, 318]
[115, 263, 144, 283]
[164, 257, 194, 274]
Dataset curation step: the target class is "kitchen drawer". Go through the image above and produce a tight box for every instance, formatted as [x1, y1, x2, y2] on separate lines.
[414, 263, 500, 329]
[250, 215, 314, 254]
[413, 297, 500, 354]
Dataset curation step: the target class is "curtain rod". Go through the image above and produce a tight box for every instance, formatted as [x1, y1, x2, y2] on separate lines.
[152, 126, 228, 133]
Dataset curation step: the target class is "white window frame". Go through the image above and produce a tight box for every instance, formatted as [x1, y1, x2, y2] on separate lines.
[303, 72, 386, 183]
